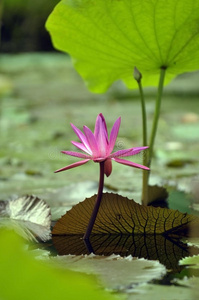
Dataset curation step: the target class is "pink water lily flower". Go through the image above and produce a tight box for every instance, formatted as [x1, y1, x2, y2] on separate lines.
[55, 113, 149, 177]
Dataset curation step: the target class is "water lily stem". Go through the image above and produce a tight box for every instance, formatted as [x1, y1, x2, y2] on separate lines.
[83, 161, 104, 240]
[141, 67, 166, 205]
[149, 67, 167, 167]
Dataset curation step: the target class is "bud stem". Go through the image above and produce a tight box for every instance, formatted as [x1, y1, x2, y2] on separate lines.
[142, 67, 166, 205]
[134, 67, 148, 204]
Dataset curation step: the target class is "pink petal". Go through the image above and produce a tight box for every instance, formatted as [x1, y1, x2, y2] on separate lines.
[61, 151, 90, 159]
[108, 117, 121, 154]
[113, 158, 150, 170]
[94, 113, 108, 140]
[110, 148, 134, 158]
[83, 125, 99, 158]
[129, 146, 149, 152]
[71, 141, 91, 154]
[110, 146, 149, 158]
[71, 123, 91, 154]
[94, 114, 108, 156]
[104, 158, 112, 177]
[54, 159, 90, 173]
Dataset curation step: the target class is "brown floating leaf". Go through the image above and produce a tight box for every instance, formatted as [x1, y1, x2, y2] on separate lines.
[52, 193, 199, 236]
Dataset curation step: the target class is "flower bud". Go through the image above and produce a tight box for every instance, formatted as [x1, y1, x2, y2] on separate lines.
[133, 66, 142, 83]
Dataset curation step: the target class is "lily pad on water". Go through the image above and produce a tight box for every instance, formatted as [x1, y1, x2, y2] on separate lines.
[52, 193, 199, 272]
[46, 0, 199, 92]
[127, 283, 194, 300]
[171, 276, 199, 300]
[50, 254, 166, 292]
[0, 195, 51, 242]
[52, 193, 199, 236]
[179, 254, 199, 268]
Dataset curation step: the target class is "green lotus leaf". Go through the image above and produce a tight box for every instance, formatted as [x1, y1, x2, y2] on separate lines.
[46, 0, 199, 92]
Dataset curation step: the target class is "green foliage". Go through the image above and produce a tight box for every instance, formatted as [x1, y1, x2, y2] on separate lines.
[0, 230, 116, 300]
[46, 0, 199, 92]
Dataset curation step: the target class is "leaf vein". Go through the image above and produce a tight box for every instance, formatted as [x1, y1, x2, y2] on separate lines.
[127, 0, 159, 63]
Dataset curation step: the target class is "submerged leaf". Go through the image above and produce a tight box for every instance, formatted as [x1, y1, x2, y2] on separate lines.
[46, 0, 199, 92]
[52, 193, 199, 236]
[0, 195, 51, 242]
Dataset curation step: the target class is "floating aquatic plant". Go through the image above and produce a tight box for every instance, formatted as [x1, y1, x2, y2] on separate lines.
[46, 0, 199, 205]
[55, 113, 149, 239]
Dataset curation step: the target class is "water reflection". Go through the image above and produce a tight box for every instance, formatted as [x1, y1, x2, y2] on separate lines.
[52, 234, 199, 272]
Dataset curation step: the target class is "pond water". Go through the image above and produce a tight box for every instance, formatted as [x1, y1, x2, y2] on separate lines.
[1, 53, 199, 299]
